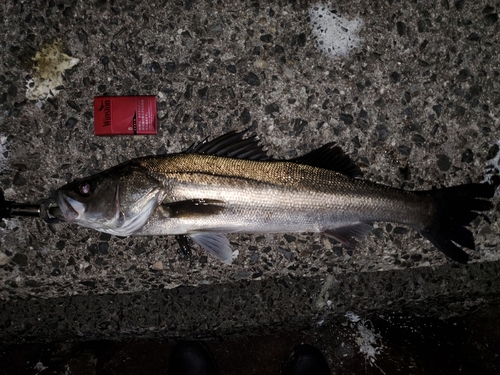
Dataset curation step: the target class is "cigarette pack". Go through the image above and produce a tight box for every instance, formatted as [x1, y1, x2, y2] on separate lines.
[94, 96, 157, 136]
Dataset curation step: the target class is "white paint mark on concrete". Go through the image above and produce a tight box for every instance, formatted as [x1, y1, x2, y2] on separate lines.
[309, 3, 364, 58]
[346, 311, 385, 371]
[26, 40, 79, 101]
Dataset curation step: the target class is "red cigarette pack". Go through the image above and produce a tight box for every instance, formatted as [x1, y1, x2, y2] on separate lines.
[94, 96, 157, 136]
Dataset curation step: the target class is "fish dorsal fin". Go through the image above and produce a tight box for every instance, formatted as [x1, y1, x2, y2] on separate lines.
[291, 143, 363, 178]
[184, 130, 270, 160]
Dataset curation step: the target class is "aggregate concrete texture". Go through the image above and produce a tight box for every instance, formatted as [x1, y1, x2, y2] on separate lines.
[1, 0, 500, 343]
[2, 306, 500, 374]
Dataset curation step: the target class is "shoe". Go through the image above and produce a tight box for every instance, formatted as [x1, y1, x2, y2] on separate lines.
[282, 344, 330, 375]
[167, 341, 219, 375]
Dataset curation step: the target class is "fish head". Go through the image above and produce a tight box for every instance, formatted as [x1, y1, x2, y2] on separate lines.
[55, 163, 163, 236]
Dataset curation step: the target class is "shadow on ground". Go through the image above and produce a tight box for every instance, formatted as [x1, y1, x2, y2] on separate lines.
[1, 304, 499, 375]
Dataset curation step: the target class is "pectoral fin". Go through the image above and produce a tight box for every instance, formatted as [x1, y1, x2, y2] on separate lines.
[188, 233, 234, 264]
[324, 222, 373, 248]
[162, 199, 225, 218]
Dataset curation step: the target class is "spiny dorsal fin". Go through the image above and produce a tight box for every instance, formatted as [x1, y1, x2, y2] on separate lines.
[291, 143, 363, 178]
[183, 130, 361, 176]
[184, 130, 270, 160]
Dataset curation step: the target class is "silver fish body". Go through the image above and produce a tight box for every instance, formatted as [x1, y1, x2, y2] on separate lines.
[134, 154, 431, 235]
[55, 131, 495, 264]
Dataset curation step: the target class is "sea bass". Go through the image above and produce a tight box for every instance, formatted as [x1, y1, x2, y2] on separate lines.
[54, 130, 496, 264]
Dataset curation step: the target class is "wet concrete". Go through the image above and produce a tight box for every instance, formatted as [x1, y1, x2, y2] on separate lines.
[1, 0, 500, 363]
[2, 304, 500, 374]
[1, 261, 500, 344]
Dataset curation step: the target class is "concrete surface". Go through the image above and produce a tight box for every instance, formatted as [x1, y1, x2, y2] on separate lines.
[1, 0, 500, 352]
[2, 305, 500, 374]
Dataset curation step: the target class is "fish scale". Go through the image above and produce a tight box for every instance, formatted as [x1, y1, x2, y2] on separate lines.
[136, 153, 430, 230]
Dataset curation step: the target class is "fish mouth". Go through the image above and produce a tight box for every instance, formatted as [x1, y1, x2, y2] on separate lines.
[40, 197, 66, 223]
[47, 205, 65, 222]
[56, 191, 85, 222]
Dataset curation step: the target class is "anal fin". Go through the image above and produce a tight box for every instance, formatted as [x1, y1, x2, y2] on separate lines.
[324, 222, 373, 248]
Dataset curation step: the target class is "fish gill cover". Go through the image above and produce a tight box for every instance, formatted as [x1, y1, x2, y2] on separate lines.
[309, 3, 364, 58]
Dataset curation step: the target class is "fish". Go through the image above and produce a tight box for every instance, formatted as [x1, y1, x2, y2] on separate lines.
[53, 130, 496, 264]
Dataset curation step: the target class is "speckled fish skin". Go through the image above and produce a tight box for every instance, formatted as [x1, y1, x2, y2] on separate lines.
[55, 131, 495, 264]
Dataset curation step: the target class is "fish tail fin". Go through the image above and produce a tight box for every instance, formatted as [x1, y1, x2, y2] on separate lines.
[416, 183, 496, 263]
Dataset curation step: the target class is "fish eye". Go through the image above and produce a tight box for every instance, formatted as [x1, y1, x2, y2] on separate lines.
[77, 181, 92, 196]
